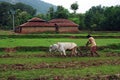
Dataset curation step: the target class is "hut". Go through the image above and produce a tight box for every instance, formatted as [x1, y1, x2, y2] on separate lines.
[15, 17, 54, 33]
[49, 19, 79, 33]
[15, 17, 79, 33]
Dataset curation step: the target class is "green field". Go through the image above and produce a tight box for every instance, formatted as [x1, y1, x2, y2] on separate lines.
[0, 52, 120, 79]
[0, 31, 120, 79]
[0, 38, 120, 47]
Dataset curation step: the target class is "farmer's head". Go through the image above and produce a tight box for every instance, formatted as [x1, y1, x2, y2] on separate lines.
[86, 34, 91, 38]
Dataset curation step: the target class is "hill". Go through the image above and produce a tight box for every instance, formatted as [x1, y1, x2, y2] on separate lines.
[0, 0, 57, 14]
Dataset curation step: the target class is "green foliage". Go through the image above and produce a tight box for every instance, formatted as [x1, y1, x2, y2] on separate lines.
[14, 3, 36, 16]
[47, 7, 55, 20]
[0, 2, 12, 29]
[84, 5, 120, 31]
[71, 2, 79, 14]
[0, 2, 35, 30]
[0, 0, 57, 14]
[102, 6, 120, 30]
[0, 1, 120, 31]
[69, 17, 79, 24]
[54, 6, 69, 19]
[15, 9, 32, 26]
[78, 14, 85, 29]
[69, 13, 85, 30]
[84, 5, 105, 30]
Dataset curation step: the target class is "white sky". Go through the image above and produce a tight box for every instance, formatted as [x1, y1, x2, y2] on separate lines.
[42, 0, 120, 13]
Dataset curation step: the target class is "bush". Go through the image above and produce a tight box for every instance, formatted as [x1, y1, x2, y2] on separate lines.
[0, 34, 120, 39]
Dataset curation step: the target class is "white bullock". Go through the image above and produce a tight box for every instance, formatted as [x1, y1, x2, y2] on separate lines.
[49, 42, 77, 56]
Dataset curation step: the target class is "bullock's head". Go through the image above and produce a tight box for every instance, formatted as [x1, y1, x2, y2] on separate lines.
[49, 44, 58, 53]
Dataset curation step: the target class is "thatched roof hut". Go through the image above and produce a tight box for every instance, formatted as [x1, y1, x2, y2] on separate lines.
[48, 18, 79, 33]
[15, 17, 79, 33]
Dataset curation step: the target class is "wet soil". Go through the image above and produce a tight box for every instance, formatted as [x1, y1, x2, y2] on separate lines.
[0, 52, 120, 80]
[0, 58, 120, 71]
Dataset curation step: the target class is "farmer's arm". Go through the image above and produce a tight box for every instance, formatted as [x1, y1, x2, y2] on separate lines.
[86, 41, 90, 46]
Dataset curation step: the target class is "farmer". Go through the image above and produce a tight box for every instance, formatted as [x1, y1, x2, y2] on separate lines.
[55, 23, 59, 33]
[86, 34, 100, 57]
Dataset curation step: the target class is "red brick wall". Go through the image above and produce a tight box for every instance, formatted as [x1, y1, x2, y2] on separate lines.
[21, 26, 79, 33]
[21, 27, 55, 33]
[59, 27, 79, 33]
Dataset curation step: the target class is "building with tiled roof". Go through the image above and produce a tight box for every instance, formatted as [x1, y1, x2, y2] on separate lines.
[15, 17, 79, 33]
[49, 19, 79, 33]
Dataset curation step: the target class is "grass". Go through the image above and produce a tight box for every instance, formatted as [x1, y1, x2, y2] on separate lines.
[0, 56, 119, 64]
[0, 38, 120, 47]
[0, 65, 120, 79]
[0, 30, 120, 36]
[0, 30, 15, 35]
[0, 31, 120, 79]
[0, 50, 119, 79]
[0, 51, 120, 79]
[0, 31, 120, 40]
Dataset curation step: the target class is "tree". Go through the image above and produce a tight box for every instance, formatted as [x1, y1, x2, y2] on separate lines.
[14, 2, 36, 16]
[0, 2, 36, 30]
[15, 9, 32, 26]
[35, 13, 46, 20]
[78, 14, 85, 30]
[103, 6, 120, 31]
[71, 2, 79, 14]
[47, 6, 55, 20]
[0, 2, 12, 29]
[84, 5, 120, 31]
[54, 6, 69, 19]
[84, 5, 105, 30]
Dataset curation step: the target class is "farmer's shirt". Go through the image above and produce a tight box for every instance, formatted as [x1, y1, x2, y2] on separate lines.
[88, 37, 96, 47]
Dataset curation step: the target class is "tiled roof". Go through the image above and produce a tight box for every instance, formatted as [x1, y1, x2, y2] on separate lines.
[20, 22, 54, 27]
[49, 19, 79, 27]
[19, 18, 79, 27]
[20, 17, 52, 27]
[28, 17, 46, 22]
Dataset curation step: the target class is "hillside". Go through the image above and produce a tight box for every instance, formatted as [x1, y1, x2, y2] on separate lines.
[0, 0, 57, 14]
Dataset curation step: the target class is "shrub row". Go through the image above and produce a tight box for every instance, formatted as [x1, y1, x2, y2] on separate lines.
[0, 34, 120, 39]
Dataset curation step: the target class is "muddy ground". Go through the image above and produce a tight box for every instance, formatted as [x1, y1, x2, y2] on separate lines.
[0, 52, 120, 80]
[0, 58, 120, 70]
[7, 74, 120, 80]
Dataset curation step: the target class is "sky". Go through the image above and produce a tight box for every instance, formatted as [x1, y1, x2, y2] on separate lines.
[42, 0, 120, 13]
